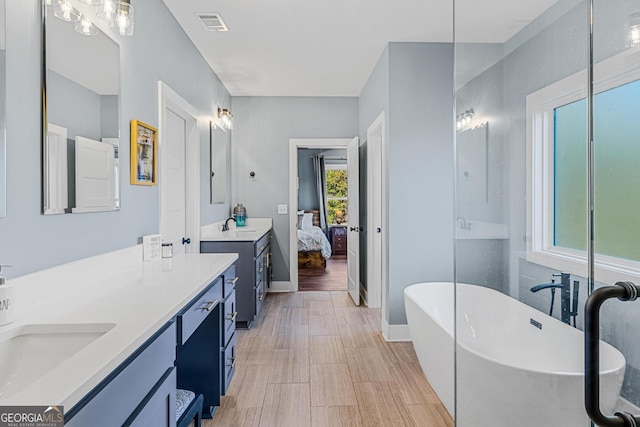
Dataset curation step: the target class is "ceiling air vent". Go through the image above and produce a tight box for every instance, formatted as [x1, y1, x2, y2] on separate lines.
[198, 13, 229, 32]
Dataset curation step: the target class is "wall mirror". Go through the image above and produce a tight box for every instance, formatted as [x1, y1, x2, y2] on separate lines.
[456, 123, 488, 204]
[0, 0, 6, 218]
[43, 0, 120, 214]
[210, 123, 227, 204]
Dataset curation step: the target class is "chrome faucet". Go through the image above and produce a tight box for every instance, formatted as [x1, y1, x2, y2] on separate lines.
[222, 217, 236, 231]
[456, 216, 472, 230]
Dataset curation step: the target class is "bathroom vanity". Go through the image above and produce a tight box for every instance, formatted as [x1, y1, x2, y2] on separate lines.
[200, 218, 272, 328]
[0, 247, 238, 425]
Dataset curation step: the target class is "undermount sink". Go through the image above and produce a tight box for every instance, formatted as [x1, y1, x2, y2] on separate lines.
[229, 228, 256, 232]
[0, 323, 115, 397]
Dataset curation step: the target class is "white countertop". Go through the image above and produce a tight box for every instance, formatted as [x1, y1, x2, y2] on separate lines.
[0, 246, 237, 409]
[456, 221, 509, 240]
[201, 218, 272, 242]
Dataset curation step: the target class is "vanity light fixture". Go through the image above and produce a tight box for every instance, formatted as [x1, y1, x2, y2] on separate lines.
[78, 0, 104, 5]
[629, 12, 640, 47]
[53, 0, 81, 22]
[217, 107, 234, 131]
[96, 0, 135, 36]
[456, 109, 474, 131]
[75, 15, 99, 36]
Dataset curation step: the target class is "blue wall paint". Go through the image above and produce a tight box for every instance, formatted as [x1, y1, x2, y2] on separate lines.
[387, 43, 454, 325]
[231, 97, 359, 282]
[2, 1, 230, 278]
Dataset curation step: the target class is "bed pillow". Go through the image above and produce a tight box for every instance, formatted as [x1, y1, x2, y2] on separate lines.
[301, 212, 314, 230]
[297, 210, 305, 229]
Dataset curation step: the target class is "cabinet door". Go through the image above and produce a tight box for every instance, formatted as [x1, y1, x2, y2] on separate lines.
[126, 367, 176, 427]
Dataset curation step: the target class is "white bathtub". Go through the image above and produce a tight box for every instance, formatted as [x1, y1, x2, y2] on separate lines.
[404, 282, 626, 427]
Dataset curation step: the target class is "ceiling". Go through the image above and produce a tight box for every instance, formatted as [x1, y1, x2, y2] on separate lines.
[162, 0, 559, 97]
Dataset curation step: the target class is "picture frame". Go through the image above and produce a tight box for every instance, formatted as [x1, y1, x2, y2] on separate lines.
[130, 120, 157, 186]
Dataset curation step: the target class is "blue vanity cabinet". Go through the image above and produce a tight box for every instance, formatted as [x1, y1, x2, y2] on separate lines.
[175, 277, 224, 418]
[65, 322, 178, 427]
[221, 265, 237, 394]
[200, 229, 272, 328]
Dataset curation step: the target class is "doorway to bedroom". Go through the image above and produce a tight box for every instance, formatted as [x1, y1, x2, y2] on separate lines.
[296, 146, 348, 291]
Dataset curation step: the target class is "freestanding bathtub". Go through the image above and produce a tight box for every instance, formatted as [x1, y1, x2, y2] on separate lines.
[404, 282, 626, 427]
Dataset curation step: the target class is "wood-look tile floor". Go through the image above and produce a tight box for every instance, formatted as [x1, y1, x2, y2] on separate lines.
[205, 291, 453, 427]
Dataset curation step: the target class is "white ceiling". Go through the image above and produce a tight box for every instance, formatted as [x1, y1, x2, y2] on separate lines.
[162, 0, 559, 97]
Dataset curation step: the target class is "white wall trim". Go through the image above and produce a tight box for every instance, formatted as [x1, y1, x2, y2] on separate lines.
[158, 81, 200, 254]
[268, 281, 295, 292]
[381, 320, 412, 342]
[288, 138, 354, 291]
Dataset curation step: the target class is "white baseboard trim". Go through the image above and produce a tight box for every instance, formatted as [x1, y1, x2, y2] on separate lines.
[268, 281, 295, 292]
[382, 320, 412, 342]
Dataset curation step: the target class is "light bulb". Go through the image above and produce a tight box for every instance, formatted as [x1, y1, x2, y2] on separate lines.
[78, 0, 104, 5]
[110, 1, 134, 36]
[75, 15, 99, 36]
[54, 0, 80, 22]
[97, 0, 116, 22]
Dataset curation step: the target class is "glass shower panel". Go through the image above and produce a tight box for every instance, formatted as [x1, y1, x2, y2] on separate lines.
[588, 0, 640, 425]
[454, 0, 591, 425]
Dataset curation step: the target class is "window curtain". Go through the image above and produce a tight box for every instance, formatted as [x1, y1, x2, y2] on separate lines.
[312, 155, 329, 235]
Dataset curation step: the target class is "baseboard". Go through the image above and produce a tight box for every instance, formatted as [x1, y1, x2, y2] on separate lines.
[268, 281, 295, 292]
[382, 320, 412, 342]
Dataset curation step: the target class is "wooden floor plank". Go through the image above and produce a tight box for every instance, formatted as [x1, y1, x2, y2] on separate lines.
[310, 363, 357, 407]
[310, 335, 346, 364]
[259, 383, 311, 427]
[210, 291, 452, 427]
[311, 406, 363, 427]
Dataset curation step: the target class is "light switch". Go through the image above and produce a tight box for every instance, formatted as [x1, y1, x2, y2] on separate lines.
[277, 204, 288, 214]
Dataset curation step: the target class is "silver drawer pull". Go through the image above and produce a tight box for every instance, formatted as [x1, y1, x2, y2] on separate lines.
[258, 246, 265, 252]
[227, 311, 237, 321]
[259, 294, 265, 301]
[204, 300, 219, 311]
[258, 267, 264, 273]
[227, 277, 239, 285]
[227, 356, 237, 368]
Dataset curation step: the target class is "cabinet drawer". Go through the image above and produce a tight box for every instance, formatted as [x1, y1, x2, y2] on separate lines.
[222, 291, 237, 346]
[125, 367, 176, 427]
[254, 232, 271, 257]
[178, 278, 222, 345]
[66, 323, 176, 427]
[223, 265, 237, 298]
[221, 333, 237, 395]
[255, 281, 265, 316]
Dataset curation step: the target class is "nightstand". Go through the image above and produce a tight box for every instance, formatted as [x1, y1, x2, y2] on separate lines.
[330, 225, 347, 256]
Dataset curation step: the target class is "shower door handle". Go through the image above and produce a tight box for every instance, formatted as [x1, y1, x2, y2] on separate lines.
[585, 281, 640, 427]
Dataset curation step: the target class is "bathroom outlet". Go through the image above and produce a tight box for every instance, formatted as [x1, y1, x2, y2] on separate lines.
[277, 204, 288, 214]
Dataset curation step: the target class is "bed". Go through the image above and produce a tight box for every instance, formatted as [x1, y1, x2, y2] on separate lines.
[297, 210, 332, 269]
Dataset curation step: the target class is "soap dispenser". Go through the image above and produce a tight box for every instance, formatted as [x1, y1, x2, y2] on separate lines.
[0, 265, 14, 326]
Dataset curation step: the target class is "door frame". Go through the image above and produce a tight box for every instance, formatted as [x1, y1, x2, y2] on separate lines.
[158, 81, 200, 254]
[366, 112, 386, 309]
[288, 138, 354, 292]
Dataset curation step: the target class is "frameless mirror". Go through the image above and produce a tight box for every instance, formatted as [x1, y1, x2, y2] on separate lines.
[210, 123, 227, 204]
[456, 123, 488, 204]
[43, 0, 120, 214]
[0, 0, 6, 218]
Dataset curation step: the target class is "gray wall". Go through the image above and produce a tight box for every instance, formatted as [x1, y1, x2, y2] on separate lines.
[231, 97, 359, 282]
[387, 43, 454, 325]
[2, 1, 231, 278]
[358, 43, 455, 326]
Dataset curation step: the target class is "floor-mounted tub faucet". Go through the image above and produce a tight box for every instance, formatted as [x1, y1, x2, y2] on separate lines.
[530, 273, 579, 326]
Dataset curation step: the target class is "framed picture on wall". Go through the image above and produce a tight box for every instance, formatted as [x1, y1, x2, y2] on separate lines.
[130, 120, 157, 186]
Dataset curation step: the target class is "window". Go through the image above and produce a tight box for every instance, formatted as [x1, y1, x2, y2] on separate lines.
[325, 165, 347, 224]
[526, 49, 640, 283]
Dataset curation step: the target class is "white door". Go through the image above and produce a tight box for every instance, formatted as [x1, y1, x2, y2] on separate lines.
[73, 136, 115, 213]
[161, 108, 188, 255]
[347, 136, 360, 305]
